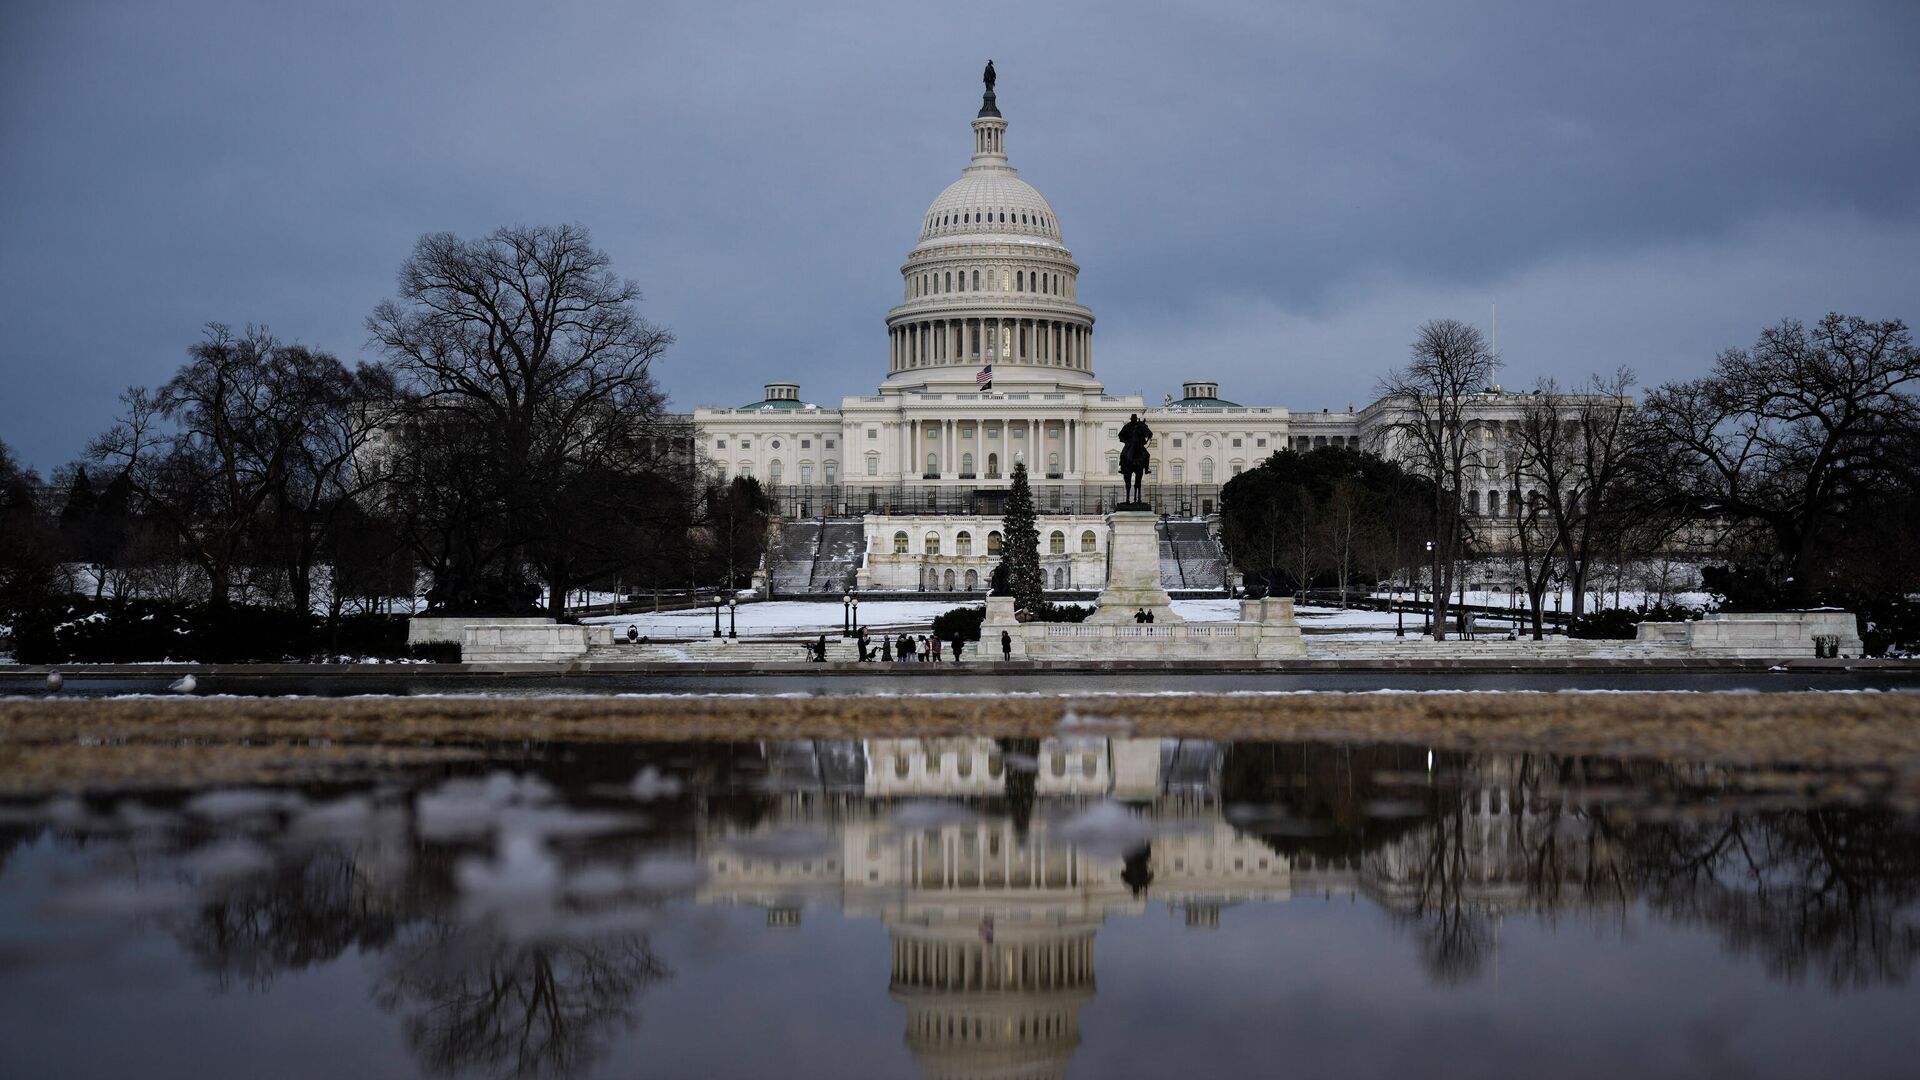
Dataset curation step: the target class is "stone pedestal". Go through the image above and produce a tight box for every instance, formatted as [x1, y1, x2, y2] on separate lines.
[1088, 511, 1183, 624]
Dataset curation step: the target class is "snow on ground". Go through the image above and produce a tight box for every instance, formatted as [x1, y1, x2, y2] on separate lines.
[1369, 588, 1712, 611]
[583, 601, 967, 638]
[582, 598, 1474, 641]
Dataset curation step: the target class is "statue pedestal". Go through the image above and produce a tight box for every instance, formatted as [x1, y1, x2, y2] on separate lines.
[1088, 511, 1183, 624]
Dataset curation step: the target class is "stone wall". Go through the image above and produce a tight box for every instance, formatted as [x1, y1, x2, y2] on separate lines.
[408, 616, 554, 646]
[460, 623, 614, 663]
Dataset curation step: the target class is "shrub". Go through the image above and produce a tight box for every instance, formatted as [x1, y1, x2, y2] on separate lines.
[1568, 602, 1702, 640]
[932, 604, 985, 642]
[1032, 602, 1094, 624]
[13, 597, 418, 663]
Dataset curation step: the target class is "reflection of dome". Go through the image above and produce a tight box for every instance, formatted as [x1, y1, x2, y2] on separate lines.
[891, 920, 1095, 1080]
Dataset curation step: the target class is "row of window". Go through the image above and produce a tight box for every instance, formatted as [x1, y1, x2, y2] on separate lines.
[909, 266, 1069, 299]
[923, 208, 1053, 234]
[719, 461, 837, 485]
[1469, 489, 1566, 516]
[714, 436, 835, 451]
[892, 529, 1100, 556]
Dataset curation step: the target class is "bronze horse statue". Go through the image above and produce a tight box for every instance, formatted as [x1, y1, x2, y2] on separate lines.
[1118, 413, 1152, 506]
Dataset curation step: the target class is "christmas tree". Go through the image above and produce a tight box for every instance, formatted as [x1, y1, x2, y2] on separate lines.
[1000, 461, 1044, 614]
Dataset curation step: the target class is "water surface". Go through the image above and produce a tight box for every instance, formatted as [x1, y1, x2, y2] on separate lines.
[3, 732, 1916, 1078]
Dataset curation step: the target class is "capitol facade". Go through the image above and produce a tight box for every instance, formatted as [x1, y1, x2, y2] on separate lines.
[692, 77, 1535, 596]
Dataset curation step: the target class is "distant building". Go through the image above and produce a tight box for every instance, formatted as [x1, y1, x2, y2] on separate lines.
[692, 79, 1585, 595]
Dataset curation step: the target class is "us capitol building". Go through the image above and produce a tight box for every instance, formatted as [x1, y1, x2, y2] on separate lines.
[692, 72, 1536, 596]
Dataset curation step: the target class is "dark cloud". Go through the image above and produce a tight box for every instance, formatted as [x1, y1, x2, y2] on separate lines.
[3, 0, 1916, 467]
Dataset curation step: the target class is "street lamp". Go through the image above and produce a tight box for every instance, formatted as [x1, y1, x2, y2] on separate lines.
[712, 594, 724, 638]
[841, 593, 852, 638]
[1396, 582, 1405, 637]
[728, 597, 738, 638]
[1423, 541, 1435, 635]
[1509, 584, 1521, 638]
[850, 595, 859, 638]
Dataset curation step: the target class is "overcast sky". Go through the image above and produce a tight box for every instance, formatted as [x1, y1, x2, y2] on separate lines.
[3, 0, 1916, 470]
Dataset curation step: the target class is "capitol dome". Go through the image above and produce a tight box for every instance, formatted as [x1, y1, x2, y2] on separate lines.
[884, 74, 1096, 388]
[918, 171, 1064, 246]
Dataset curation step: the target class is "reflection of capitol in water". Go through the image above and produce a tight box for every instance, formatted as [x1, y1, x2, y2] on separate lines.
[694, 737, 1591, 1078]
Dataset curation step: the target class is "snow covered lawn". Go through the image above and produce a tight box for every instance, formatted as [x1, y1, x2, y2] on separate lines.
[583, 600, 967, 638]
[585, 598, 1437, 640]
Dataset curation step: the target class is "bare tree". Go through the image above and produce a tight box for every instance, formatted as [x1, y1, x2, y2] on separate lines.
[1376, 319, 1499, 638]
[1514, 371, 1655, 618]
[90, 325, 382, 609]
[368, 224, 674, 616]
[1641, 314, 1919, 605]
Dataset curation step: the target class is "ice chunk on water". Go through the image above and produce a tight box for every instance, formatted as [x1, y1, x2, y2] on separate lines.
[628, 766, 685, 801]
[1057, 802, 1153, 855]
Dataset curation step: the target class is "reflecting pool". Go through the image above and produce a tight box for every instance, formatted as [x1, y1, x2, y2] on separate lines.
[3, 734, 1917, 1078]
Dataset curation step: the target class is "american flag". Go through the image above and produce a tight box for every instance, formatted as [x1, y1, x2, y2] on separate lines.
[975, 364, 993, 390]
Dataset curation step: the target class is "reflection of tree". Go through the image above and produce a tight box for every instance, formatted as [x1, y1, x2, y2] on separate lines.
[168, 843, 407, 989]
[1219, 742, 1442, 859]
[373, 921, 668, 1080]
[1397, 799, 1493, 985]
[997, 737, 1040, 839]
[1631, 807, 1920, 991]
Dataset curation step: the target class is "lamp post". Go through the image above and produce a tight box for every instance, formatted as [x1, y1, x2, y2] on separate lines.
[850, 595, 859, 638]
[1423, 541, 1435, 635]
[728, 598, 738, 638]
[841, 593, 852, 638]
[1396, 583, 1405, 637]
[1509, 584, 1521, 638]
[712, 594, 724, 638]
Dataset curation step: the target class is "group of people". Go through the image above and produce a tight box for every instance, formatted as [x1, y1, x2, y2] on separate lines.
[890, 631, 960, 662]
[1132, 608, 1157, 624]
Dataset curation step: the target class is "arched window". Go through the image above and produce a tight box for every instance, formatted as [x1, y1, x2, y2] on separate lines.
[972, 269, 980, 290]
[926, 452, 938, 475]
[956, 530, 972, 556]
[1052, 567, 1065, 588]
[1016, 271, 1024, 291]
[1106, 451, 1120, 474]
[1468, 491, 1481, 515]
[924, 532, 941, 555]
[1048, 451, 1060, 474]
[824, 462, 836, 484]
[1171, 462, 1184, 483]
[1200, 459, 1215, 483]
[769, 460, 783, 485]
[964, 568, 978, 590]
[942, 569, 955, 590]
[961, 452, 973, 475]
[1488, 490, 1501, 516]
[1080, 530, 1097, 553]
[893, 531, 909, 554]
[944, 271, 951, 292]
[739, 463, 752, 479]
[1049, 530, 1066, 555]
[987, 531, 1003, 554]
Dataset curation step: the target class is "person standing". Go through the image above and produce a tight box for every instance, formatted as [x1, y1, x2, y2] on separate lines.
[902, 633, 916, 663]
[951, 636, 963, 662]
[882, 636, 894, 662]
[1001, 629, 1013, 661]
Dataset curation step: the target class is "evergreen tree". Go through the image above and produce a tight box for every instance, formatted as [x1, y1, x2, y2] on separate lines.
[1000, 461, 1044, 612]
[59, 468, 96, 525]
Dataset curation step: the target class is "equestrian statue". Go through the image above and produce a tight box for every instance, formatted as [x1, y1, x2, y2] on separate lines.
[1118, 413, 1153, 508]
